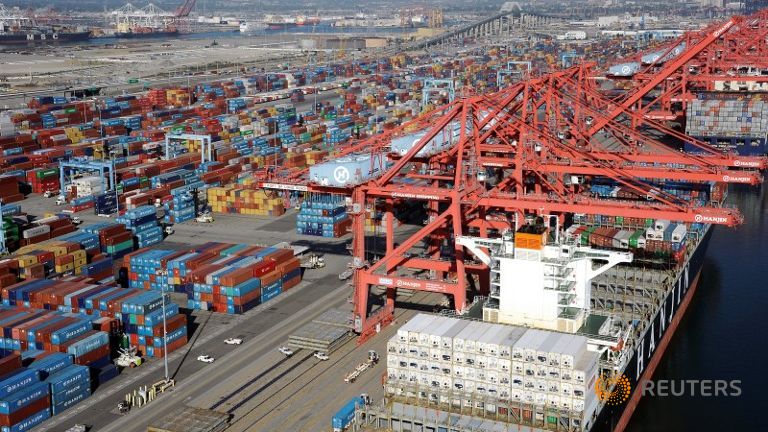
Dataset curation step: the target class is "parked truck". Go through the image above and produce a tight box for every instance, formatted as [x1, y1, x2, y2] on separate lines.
[332, 395, 366, 432]
[344, 350, 379, 383]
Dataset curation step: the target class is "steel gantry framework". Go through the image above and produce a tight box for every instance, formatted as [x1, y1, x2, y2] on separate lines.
[598, 11, 768, 128]
[254, 12, 767, 343]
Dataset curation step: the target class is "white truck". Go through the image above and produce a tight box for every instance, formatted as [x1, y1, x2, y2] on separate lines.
[114, 347, 142, 368]
[344, 350, 379, 383]
[196, 212, 214, 223]
[302, 255, 325, 269]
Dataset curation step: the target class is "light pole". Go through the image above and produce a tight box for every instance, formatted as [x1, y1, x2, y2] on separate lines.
[155, 269, 169, 382]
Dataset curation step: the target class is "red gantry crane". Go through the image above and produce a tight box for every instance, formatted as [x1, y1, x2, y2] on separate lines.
[345, 67, 764, 342]
[597, 10, 768, 132]
[255, 13, 767, 343]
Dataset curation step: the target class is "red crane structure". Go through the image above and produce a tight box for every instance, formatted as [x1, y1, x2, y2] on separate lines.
[600, 11, 768, 128]
[175, 0, 197, 18]
[256, 13, 768, 344]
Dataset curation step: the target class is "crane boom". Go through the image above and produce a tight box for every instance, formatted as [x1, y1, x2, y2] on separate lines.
[175, 0, 196, 17]
[588, 18, 739, 135]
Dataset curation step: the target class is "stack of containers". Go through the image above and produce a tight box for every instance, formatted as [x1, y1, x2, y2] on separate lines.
[65, 330, 111, 369]
[206, 186, 285, 216]
[164, 251, 214, 294]
[12, 239, 92, 278]
[80, 257, 114, 282]
[2, 282, 184, 362]
[0, 307, 108, 370]
[164, 185, 203, 224]
[80, 223, 134, 258]
[119, 292, 187, 358]
[115, 206, 163, 248]
[0, 258, 20, 289]
[68, 196, 95, 213]
[296, 195, 350, 237]
[94, 192, 119, 216]
[25, 168, 59, 194]
[124, 243, 301, 314]
[45, 364, 91, 415]
[0, 368, 50, 432]
[1, 217, 19, 254]
[71, 176, 103, 198]
[127, 249, 180, 292]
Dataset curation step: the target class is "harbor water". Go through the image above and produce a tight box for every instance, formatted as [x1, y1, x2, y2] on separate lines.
[628, 184, 767, 431]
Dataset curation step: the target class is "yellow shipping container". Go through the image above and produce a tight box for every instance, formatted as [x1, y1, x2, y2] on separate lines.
[17, 255, 38, 268]
[48, 246, 69, 257]
[55, 263, 75, 273]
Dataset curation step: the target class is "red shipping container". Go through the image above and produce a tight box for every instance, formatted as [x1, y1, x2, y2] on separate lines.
[232, 286, 261, 306]
[219, 267, 251, 287]
[0, 353, 21, 376]
[252, 261, 276, 278]
[0, 396, 50, 427]
[151, 314, 186, 337]
[259, 270, 281, 286]
[74, 343, 111, 365]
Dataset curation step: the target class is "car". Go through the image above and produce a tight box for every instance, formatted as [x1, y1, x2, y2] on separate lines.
[314, 352, 329, 361]
[197, 355, 215, 363]
[224, 338, 243, 345]
[278, 346, 294, 357]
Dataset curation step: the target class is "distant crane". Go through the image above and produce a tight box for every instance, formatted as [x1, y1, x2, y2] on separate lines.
[174, 0, 196, 18]
[112, 0, 197, 33]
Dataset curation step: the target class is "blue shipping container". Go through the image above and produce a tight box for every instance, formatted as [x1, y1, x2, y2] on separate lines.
[332, 396, 364, 431]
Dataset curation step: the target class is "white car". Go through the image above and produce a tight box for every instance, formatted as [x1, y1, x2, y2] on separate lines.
[278, 346, 294, 357]
[224, 338, 243, 345]
[197, 355, 215, 363]
[314, 352, 329, 361]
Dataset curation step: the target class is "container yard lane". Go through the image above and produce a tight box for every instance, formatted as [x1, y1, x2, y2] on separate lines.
[41, 279, 352, 432]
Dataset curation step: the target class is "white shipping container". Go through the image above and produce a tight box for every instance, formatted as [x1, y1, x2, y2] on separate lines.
[23, 224, 51, 239]
[654, 219, 671, 231]
[671, 224, 687, 242]
[645, 228, 663, 240]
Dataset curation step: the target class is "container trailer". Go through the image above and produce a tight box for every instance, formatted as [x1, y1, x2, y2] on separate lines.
[332, 396, 366, 432]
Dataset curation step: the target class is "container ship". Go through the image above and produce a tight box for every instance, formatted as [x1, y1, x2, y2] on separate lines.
[113, 23, 179, 39]
[264, 14, 321, 29]
[355, 188, 723, 432]
[0, 11, 90, 45]
[239, 20, 267, 33]
[349, 162, 748, 431]
[332, 14, 765, 432]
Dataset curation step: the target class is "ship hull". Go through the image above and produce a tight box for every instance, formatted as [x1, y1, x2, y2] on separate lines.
[266, 24, 298, 30]
[113, 30, 180, 39]
[591, 226, 713, 432]
[0, 31, 90, 45]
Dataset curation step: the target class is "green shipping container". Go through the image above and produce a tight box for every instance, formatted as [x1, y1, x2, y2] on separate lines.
[645, 218, 654, 227]
[546, 416, 558, 424]
[581, 227, 596, 246]
[36, 168, 58, 179]
[629, 230, 643, 249]
[615, 216, 624, 225]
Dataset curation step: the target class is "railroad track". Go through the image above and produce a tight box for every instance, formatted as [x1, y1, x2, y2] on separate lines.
[222, 290, 434, 431]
